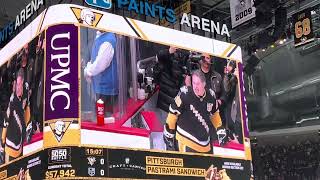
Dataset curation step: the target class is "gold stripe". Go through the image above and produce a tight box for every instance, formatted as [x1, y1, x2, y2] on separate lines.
[36, 9, 47, 33]
[44, 129, 80, 147]
[2, 128, 7, 144]
[4, 146, 22, 158]
[211, 111, 222, 129]
[221, 44, 236, 58]
[176, 132, 211, 153]
[166, 113, 178, 130]
[128, 18, 148, 40]
[245, 144, 252, 160]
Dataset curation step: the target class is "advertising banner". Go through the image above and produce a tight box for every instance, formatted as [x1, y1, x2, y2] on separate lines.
[0, 150, 46, 180]
[44, 24, 80, 147]
[293, 8, 315, 47]
[230, 0, 256, 28]
[107, 148, 251, 179]
[0, 146, 251, 179]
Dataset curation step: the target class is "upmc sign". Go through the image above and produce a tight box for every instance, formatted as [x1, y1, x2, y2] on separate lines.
[45, 24, 79, 120]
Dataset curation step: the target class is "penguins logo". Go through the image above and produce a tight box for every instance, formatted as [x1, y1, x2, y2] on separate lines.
[80, 8, 95, 26]
[49, 120, 71, 142]
[54, 120, 66, 142]
[71, 7, 103, 27]
[239, 0, 245, 6]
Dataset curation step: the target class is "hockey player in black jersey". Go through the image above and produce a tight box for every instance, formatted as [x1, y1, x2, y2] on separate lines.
[163, 70, 228, 153]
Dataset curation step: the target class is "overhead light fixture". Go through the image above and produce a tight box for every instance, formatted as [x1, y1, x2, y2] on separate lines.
[283, 38, 286, 42]
[270, 44, 275, 48]
[262, 48, 266, 52]
[279, 40, 284, 44]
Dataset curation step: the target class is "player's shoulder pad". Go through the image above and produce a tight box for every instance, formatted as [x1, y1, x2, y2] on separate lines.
[180, 86, 188, 94]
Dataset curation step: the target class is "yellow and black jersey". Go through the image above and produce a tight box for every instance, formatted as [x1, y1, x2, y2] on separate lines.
[2, 95, 26, 158]
[167, 86, 222, 152]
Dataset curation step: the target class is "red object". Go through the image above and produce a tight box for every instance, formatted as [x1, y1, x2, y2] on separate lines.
[23, 132, 43, 146]
[213, 141, 244, 151]
[82, 87, 161, 135]
[96, 99, 105, 126]
[141, 111, 163, 132]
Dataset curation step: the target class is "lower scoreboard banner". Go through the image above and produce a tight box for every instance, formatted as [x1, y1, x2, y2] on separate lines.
[107, 149, 251, 180]
[0, 146, 251, 179]
[0, 150, 46, 180]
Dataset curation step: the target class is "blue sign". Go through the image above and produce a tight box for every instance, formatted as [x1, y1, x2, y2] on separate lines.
[116, 0, 176, 23]
[85, 0, 112, 10]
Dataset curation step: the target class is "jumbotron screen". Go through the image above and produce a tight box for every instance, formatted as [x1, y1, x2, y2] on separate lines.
[79, 26, 247, 159]
[0, 4, 252, 179]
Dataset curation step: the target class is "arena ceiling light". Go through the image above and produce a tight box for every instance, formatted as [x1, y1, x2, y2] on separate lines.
[296, 116, 319, 125]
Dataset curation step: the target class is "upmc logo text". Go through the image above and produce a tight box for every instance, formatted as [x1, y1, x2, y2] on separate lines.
[85, 0, 112, 9]
[45, 24, 79, 121]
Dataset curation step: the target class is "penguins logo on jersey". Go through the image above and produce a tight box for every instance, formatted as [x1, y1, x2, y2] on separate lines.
[207, 103, 213, 112]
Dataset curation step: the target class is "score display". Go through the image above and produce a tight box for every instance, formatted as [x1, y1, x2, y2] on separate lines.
[0, 146, 252, 179]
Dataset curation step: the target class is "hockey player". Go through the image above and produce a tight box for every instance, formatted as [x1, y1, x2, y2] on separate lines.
[163, 70, 228, 153]
[1, 68, 26, 162]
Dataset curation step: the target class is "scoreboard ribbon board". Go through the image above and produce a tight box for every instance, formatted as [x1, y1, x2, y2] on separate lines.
[0, 146, 251, 180]
[293, 8, 314, 47]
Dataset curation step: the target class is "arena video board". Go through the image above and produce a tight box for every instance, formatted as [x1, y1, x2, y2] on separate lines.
[0, 3, 252, 179]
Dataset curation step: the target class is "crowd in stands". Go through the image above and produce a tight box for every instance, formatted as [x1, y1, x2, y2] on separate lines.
[252, 139, 320, 180]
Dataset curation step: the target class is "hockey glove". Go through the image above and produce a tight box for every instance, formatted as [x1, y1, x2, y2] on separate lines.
[163, 124, 176, 151]
[217, 127, 228, 147]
